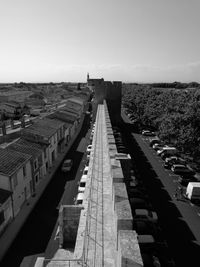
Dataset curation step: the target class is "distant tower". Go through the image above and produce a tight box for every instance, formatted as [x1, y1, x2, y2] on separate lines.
[87, 72, 89, 82]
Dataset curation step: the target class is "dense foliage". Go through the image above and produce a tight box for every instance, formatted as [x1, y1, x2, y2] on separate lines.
[122, 84, 200, 160]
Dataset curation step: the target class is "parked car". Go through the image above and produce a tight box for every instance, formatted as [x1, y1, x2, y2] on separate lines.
[87, 145, 92, 152]
[142, 130, 156, 136]
[171, 164, 195, 175]
[157, 147, 177, 156]
[74, 192, 84, 205]
[138, 234, 156, 252]
[149, 138, 161, 147]
[130, 197, 152, 209]
[141, 253, 162, 267]
[78, 175, 87, 192]
[161, 152, 180, 160]
[86, 151, 91, 159]
[128, 188, 148, 199]
[186, 182, 200, 203]
[133, 221, 163, 243]
[61, 159, 73, 172]
[115, 137, 123, 142]
[117, 146, 127, 153]
[163, 156, 186, 169]
[178, 175, 197, 186]
[133, 209, 158, 223]
[153, 143, 168, 151]
[83, 166, 89, 175]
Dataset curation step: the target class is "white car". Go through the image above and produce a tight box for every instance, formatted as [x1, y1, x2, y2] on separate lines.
[83, 166, 89, 175]
[142, 130, 155, 136]
[157, 147, 177, 156]
[78, 181, 86, 193]
[87, 151, 91, 159]
[78, 174, 87, 192]
[87, 145, 92, 153]
[152, 143, 167, 150]
[74, 193, 84, 205]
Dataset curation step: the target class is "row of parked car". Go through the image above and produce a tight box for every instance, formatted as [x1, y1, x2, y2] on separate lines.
[114, 127, 175, 266]
[127, 169, 175, 266]
[144, 130, 200, 203]
[74, 122, 96, 205]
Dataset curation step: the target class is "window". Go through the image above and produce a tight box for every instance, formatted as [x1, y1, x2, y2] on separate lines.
[0, 211, 5, 226]
[34, 159, 38, 170]
[34, 173, 39, 184]
[58, 130, 60, 140]
[44, 148, 47, 158]
[23, 166, 27, 178]
[13, 174, 18, 189]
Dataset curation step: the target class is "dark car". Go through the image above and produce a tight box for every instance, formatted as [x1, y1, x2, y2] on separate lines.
[128, 188, 149, 199]
[130, 197, 152, 209]
[161, 152, 180, 160]
[171, 164, 195, 175]
[138, 235, 156, 253]
[163, 156, 186, 169]
[141, 253, 162, 267]
[149, 138, 161, 147]
[133, 221, 158, 235]
[178, 175, 197, 186]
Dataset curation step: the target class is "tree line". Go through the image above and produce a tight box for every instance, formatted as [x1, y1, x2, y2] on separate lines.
[122, 84, 200, 161]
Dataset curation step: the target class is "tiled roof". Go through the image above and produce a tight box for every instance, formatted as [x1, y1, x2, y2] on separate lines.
[53, 110, 78, 123]
[60, 108, 79, 118]
[17, 137, 46, 150]
[0, 148, 31, 176]
[67, 97, 84, 106]
[63, 104, 81, 113]
[46, 113, 72, 127]
[8, 142, 41, 158]
[34, 117, 65, 129]
[23, 117, 64, 138]
[0, 188, 12, 204]
[5, 101, 21, 107]
[23, 125, 55, 138]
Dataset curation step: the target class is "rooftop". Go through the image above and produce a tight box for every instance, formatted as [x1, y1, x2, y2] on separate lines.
[0, 148, 31, 176]
[8, 141, 41, 158]
[46, 112, 73, 126]
[23, 118, 63, 139]
[17, 137, 46, 150]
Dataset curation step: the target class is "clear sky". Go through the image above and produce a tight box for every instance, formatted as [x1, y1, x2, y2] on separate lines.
[0, 0, 200, 83]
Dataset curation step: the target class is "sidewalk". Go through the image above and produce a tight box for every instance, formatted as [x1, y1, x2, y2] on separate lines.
[0, 114, 85, 262]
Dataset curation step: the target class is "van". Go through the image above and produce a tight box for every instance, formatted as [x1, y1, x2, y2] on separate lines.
[186, 182, 200, 203]
[74, 192, 84, 205]
[157, 147, 177, 156]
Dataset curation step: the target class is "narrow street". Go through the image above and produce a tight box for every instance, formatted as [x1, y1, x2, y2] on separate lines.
[0, 114, 91, 267]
